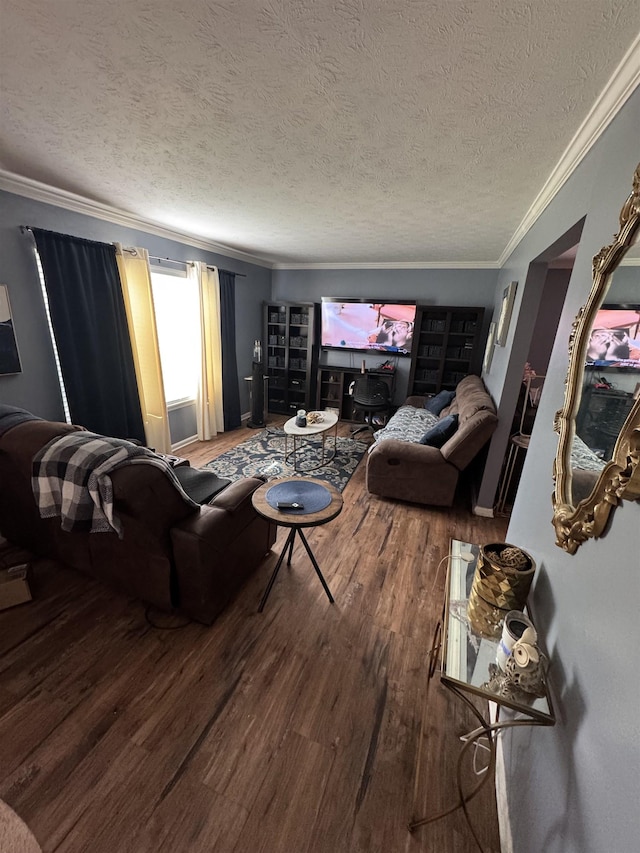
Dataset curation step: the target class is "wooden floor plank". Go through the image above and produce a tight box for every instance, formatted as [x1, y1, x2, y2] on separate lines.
[230, 730, 335, 853]
[134, 783, 249, 853]
[0, 419, 507, 852]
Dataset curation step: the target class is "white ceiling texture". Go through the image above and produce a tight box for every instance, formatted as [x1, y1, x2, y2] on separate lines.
[1, 1, 640, 267]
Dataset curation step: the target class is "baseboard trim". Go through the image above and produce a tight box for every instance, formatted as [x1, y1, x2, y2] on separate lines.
[171, 434, 198, 451]
[488, 701, 513, 853]
[473, 504, 495, 518]
[495, 737, 513, 853]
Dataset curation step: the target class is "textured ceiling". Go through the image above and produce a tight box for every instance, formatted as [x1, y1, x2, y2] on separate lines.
[1, 1, 639, 266]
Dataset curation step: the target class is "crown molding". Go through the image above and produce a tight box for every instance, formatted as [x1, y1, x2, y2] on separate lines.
[498, 32, 640, 267]
[273, 260, 499, 270]
[0, 170, 274, 269]
[2, 169, 497, 269]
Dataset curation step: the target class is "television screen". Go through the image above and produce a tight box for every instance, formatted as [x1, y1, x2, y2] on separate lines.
[320, 299, 417, 356]
[585, 306, 640, 368]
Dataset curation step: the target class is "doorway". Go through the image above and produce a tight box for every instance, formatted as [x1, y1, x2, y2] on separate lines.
[492, 225, 583, 516]
[495, 263, 574, 514]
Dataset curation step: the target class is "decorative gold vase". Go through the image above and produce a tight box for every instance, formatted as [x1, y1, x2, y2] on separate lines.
[467, 543, 536, 639]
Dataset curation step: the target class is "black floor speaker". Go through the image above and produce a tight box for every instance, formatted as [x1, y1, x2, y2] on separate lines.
[247, 361, 265, 428]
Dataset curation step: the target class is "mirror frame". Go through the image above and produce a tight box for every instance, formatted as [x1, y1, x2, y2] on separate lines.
[552, 161, 640, 554]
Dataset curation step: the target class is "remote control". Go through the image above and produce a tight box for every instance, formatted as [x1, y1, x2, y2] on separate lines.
[277, 501, 304, 510]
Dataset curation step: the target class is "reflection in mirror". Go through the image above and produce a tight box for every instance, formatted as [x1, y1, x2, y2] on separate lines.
[572, 263, 640, 504]
[553, 162, 640, 553]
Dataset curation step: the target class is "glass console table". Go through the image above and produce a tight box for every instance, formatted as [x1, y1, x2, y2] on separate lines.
[410, 539, 555, 847]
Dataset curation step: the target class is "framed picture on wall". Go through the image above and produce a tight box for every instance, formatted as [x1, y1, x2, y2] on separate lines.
[0, 285, 22, 375]
[483, 321, 497, 373]
[496, 281, 518, 346]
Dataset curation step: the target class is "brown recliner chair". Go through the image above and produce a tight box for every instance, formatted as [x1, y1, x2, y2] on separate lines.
[0, 417, 277, 625]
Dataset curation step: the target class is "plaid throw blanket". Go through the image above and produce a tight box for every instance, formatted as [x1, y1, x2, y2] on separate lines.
[32, 432, 199, 537]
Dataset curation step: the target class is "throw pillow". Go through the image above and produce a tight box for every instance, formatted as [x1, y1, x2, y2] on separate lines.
[424, 389, 456, 416]
[419, 413, 459, 448]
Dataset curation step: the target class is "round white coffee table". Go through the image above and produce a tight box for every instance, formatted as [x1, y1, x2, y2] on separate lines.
[283, 410, 339, 471]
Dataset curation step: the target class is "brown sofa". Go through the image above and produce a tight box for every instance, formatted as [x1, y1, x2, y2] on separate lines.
[366, 375, 498, 506]
[0, 416, 277, 624]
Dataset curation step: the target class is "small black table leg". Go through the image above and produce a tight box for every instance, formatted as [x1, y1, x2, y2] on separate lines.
[286, 531, 295, 565]
[297, 528, 335, 604]
[258, 527, 297, 612]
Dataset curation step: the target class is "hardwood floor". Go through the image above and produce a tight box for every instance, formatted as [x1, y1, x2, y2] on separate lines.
[0, 419, 507, 853]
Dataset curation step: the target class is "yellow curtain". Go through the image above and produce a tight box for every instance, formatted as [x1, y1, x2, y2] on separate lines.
[189, 262, 224, 439]
[115, 244, 171, 454]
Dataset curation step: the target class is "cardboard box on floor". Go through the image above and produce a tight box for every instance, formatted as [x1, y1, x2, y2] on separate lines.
[0, 564, 32, 610]
[0, 535, 33, 610]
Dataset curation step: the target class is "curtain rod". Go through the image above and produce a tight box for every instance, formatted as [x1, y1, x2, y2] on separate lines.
[20, 228, 246, 277]
[124, 248, 246, 277]
[20, 224, 107, 249]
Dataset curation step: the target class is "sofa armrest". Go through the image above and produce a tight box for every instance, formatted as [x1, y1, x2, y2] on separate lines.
[173, 484, 264, 553]
[209, 476, 266, 512]
[171, 478, 276, 625]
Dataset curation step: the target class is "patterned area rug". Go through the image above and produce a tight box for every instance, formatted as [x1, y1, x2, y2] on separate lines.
[204, 428, 368, 492]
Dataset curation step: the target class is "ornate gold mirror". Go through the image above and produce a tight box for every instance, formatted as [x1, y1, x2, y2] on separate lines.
[552, 162, 640, 554]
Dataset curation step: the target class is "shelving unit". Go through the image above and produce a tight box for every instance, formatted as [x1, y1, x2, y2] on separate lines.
[316, 367, 395, 423]
[575, 384, 635, 460]
[408, 306, 485, 396]
[264, 302, 317, 416]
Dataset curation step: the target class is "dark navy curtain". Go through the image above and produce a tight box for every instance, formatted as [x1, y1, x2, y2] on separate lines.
[218, 269, 241, 430]
[32, 229, 145, 442]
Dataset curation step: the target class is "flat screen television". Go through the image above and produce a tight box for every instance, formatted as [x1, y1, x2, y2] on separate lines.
[320, 298, 417, 356]
[585, 305, 640, 368]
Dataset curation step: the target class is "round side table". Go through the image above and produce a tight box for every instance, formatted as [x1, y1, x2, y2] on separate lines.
[252, 477, 343, 611]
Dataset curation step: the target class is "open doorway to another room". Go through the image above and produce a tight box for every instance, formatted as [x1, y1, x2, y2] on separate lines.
[495, 246, 577, 516]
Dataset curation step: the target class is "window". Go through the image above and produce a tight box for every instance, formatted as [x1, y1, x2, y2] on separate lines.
[150, 266, 200, 407]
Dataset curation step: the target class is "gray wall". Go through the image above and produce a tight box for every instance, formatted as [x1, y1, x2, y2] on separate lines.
[0, 190, 271, 441]
[273, 267, 499, 404]
[490, 89, 640, 852]
[526, 268, 572, 375]
[481, 266, 571, 485]
[607, 264, 639, 299]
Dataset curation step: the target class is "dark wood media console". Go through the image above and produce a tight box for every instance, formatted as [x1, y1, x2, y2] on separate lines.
[316, 366, 396, 424]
